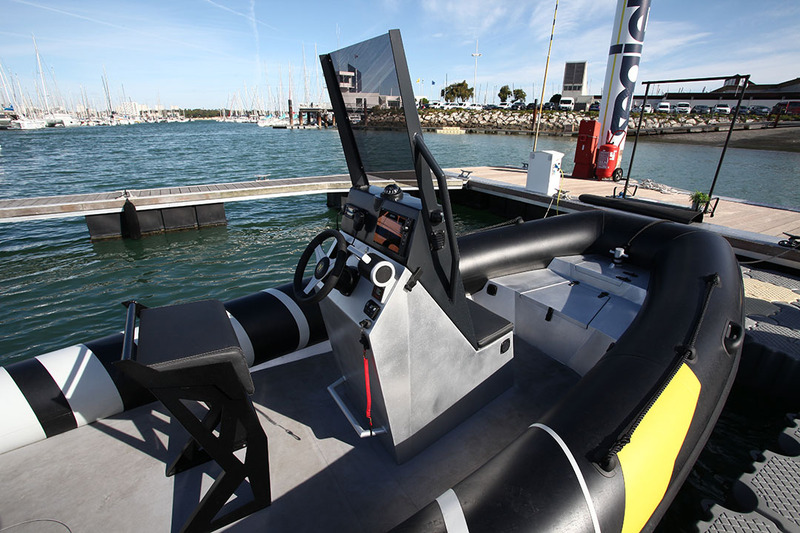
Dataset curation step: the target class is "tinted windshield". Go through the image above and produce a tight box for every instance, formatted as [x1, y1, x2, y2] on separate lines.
[327, 33, 414, 180]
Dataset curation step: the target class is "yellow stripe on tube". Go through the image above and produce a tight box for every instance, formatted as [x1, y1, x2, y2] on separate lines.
[618, 364, 701, 533]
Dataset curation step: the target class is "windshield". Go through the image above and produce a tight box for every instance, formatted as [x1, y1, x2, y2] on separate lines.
[327, 33, 414, 181]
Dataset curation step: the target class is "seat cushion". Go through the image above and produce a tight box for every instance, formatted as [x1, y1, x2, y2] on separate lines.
[137, 300, 254, 394]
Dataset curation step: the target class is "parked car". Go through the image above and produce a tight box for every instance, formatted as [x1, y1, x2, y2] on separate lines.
[691, 104, 711, 115]
[675, 102, 692, 114]
[749, 105, 770, 116]
[428, 101, 443, 109]
[772, 101, 800, 115]
[465, 102, 483, 111]
[713, 104, 731, 115]
[498, 102, 511, 109]
[588, 102, 600, 112]
[542, 102, 556, 111]
[656, 101, 671, 113]
[484, 104, 499, 110]
[525, 102, 538, 110]
[557, 97, 574, 111]
[510, 102, 525, 110]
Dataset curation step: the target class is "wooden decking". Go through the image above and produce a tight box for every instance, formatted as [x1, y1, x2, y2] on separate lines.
[3, 165, 800, 248]
[0, 174, 464, 222]
[452, 166, 800, 239]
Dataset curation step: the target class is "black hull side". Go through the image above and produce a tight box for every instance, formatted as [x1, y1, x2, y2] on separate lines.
[396, 211, 744, 532]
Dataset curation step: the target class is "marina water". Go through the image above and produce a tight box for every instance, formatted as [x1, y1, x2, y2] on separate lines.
[2, 121, 799, 363]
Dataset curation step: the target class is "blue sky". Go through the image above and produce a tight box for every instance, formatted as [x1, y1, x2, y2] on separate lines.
[1, 0, 798, 110]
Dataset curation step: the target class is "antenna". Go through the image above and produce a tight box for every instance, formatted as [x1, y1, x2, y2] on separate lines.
[471, 39, 481, 103]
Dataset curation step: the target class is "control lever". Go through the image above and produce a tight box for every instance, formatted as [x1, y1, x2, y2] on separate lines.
[404, 267, 423, 292]
[347, 244, 368, 261]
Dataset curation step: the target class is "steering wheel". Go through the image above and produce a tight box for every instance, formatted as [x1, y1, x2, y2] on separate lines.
[293, 229, 348, 303]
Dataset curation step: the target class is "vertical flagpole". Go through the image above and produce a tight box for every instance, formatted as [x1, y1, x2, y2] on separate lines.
[533, 0, 559, 152]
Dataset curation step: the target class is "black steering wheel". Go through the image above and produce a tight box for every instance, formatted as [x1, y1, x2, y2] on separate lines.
[293, 229, 348, 303]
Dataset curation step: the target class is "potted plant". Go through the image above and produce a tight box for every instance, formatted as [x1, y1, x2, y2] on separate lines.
[690, 190, 710, 211]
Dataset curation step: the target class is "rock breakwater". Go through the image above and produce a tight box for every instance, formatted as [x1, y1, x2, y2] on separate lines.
[360, 108, 772, 136]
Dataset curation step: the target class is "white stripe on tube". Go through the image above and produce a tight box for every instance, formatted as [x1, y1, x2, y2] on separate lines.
[264, 288, 310, 351]
[530, 423, 601, 533]
[436, 488, 470, 533]
[0, 368, 47, 454]
[227, 311, 256, 366]
[37, 345, 125, 426]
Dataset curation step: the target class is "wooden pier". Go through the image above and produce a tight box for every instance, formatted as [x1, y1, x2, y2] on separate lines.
[0, 174, 466, 222]
[2, 167, 800, 266]
[0, 174, 464, 239]
[456, 166, 800, 239]
[453, 165, 800, 267]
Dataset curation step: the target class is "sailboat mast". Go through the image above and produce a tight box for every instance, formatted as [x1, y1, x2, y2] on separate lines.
[302, 44, 310, 105]
[0, 62, 16, 110]
[278, 65, 284, 115]
[33, 35, 51, 114]
[101, 67, 114, 118]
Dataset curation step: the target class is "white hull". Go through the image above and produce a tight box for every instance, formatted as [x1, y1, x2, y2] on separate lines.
[10, 118, 47, 130]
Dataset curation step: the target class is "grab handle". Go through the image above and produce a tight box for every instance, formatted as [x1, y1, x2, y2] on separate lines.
[723, 321, 744, 355]
[327, 377, 386, 438]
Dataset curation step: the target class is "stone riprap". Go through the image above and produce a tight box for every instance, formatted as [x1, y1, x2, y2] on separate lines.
[360, 108, 773, 135]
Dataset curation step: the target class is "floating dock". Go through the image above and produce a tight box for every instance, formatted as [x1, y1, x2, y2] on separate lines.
[450, 166, 800, 268]
[1, 164, 799, 263]
[0, 174, 463, 239]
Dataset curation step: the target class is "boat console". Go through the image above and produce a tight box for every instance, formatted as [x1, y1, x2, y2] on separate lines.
[294, 31, 514, 463]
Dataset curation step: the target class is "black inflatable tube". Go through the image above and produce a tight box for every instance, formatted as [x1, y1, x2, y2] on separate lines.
[395, 216, 744, 532]
[458, 210, 605, 294]
[81, 281, 326, 411]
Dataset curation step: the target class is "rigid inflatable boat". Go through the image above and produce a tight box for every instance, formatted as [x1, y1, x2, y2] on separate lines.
[0, 31, 743, 532]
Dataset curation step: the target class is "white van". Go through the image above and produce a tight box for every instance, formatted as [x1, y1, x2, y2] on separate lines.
[656, 101, 671, 113]
[558, 97, 574, 111]
[675, 102, 691, 114]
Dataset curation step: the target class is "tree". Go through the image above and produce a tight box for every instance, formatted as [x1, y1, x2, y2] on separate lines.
[498, 85, 511, 103]
[441, 81, 473, 103]
[549, 93, 562, 104]
[513, 89, 527, 103]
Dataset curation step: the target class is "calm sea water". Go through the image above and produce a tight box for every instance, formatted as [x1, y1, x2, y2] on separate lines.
[1, 121, 799, 363]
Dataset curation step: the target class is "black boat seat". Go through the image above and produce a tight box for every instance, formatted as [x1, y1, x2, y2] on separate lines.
[116, 299, 270, 533]
[135, 300, 254, 394]
[467, 298, 513, 348]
